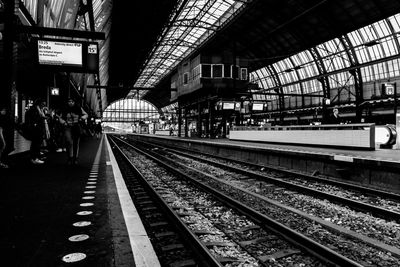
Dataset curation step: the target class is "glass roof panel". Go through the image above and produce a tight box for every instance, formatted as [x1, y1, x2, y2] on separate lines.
[389, 14, 400, 32]
[250, 68, 276, 90]
[133, 0, 249, 92]
[248, 13, 400, 104]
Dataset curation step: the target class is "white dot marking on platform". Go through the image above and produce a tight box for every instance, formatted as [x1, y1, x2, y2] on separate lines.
[69, 234, 89, 242]
[87, 182, 97, 185]
[84, 191, 96, 194]
[73, 221, 92, 227]
[85, 186, 96, 189]
[77, 211, 93, 216]
[80, 203, 94, 207]
[82, 196, 95, 200]
[62, 253, 86, 263]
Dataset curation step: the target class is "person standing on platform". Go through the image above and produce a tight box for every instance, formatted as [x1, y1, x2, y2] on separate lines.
[0, 106, 11, 168]
[328, 108, 343, 124]
[26, 99, 47, 164]
[94, 122, 102, 139]
[59, 98, 88, 165]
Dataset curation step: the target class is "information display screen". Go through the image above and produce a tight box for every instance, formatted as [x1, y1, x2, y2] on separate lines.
[222, 102, 235, 110]
[38, 40, 82, 67]
[252, 103, 264, 111]
[35, 38, 99, 73]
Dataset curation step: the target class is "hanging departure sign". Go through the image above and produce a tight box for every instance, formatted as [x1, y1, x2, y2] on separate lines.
[38, 40, 83, 67]
[35, 38, 99, 73]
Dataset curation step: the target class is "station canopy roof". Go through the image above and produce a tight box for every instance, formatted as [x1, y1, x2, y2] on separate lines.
[120, 0, 400, 109]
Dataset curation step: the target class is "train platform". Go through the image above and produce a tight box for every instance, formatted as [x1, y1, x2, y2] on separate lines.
[128, 133, 400, 193]
[139, 134, 400, 165]
[209, 137, 400, 164]
[0, 135, 159, 267]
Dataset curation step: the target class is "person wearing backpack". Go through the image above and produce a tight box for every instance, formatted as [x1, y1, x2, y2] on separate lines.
[59, 98, 88, 165]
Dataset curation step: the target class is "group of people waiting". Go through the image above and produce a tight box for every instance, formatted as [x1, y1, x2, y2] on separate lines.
[0, 97, 102, 168]
[26, 98, 89, 165]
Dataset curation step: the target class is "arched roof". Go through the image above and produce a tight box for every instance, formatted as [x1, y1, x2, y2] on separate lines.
[250, 13, 400, 100]
[131, 0, 400, 108]
[102, 97, 160, 123]
[204, 0, 400, 70]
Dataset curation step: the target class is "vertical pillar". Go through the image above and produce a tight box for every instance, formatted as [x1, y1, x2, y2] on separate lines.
[197, 103, 201, 137]
[17, 92, 23, 123]
[222, 116, 227, 138]
[67, 73, 71, 98]
[394, 82, 397, 122]
[205, 101, 210, 137]
[2, 0, 18, 152]
[395, 83, 400, 149]
[184, 108, 188, 137]
[209, 101, 215, 138]
[177, 106, 182, 137]
[46, 86, 50, 108]
[395, 113, 400, 149]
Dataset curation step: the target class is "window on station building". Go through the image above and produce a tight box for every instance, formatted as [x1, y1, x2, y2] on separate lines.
[231, 65, 240, 79]
[241, 68, 248, 80]
[224, 64, 231, 78]
[183, 72, 189, 85]
[192, 65, 201, 80]
[212, 64, 223, 78]
[201, 64, 212, 78]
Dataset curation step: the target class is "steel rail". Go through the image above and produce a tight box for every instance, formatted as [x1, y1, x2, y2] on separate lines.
[137, 139, 400, 221]
[108, 135, 223, 267]
[112, 135, 362, 267]
[144, 139, 400, 200]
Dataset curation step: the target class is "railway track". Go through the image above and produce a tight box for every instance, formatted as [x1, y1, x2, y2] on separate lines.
[132, 138, 400, 221]
[112, 135, 400, 266]
[109, 136, 221, 267]
[109, 135, 370, 266]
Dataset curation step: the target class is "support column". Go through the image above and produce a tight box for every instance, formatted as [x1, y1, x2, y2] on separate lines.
[209, 101, 215, 138]
[2, 0, 18, 153]
[309, 48, 330, 123]
[340, 36, 363, 123]
[267, 65, 284, 124]
[222, 116, 227, 138]
[205, 100, 210, 137]
[394, 83, 400, 149]
[394, 83, 398, 124]
[184, 108, 188, 137]
[177, 106, 182, 137]
[197, 103, 201, 137]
